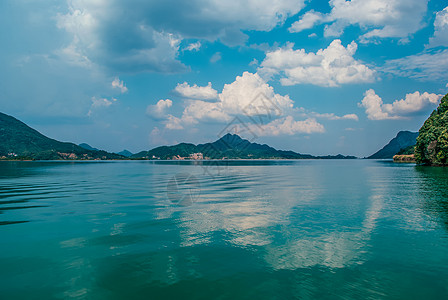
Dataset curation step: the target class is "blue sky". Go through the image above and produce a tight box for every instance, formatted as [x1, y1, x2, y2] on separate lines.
[1, 0, 447, 157]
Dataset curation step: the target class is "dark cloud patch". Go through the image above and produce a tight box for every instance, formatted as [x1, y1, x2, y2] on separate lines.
[56, 0, 305, 73]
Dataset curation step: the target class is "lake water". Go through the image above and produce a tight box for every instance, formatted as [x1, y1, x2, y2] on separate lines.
[1, 160, 448, 299]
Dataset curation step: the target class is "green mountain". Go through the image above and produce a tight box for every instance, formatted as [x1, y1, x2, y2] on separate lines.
[117, 150, 133, 157]
[132, 133, 357, 160]
[0, 112, 123, 160]
[366, 131, 418, 159]
[79, 143, 99, 151]
[415, 92, 448, 165]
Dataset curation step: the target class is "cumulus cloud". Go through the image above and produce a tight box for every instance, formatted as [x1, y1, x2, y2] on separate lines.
[428, 6, 448, 48]
[88, 96, 116, 116]
[146, 99, 173, 120]
[331, 0, 427, 42]
[289, 10, 325, 33]
[112, 77, 128, 93]
[165, 72, 358, 134]
[55, 0, 307, 73]
[174, 82, 218, 100]
[219, 72, 294, 115]
[184, 41, 201, 52]
[165, 72, 324, 136]
[181, 101, 230, 124]
[57, 3, 186, 73]
[359, 89, 442, 120]
[165, 115, 184, 130]
[247, 116, 325, 136]
[259, 40, 375, 87]
[382, 49, 448, 81]
[173, 72, 294, 125]
[289, 0, 428, 43]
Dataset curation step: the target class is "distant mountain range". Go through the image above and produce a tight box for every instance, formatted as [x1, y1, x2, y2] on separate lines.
[4, 111, 417, 161]
[132, 133, 357, 160]
[366, 131, 418, 159]
[0, 112, 123, 160]
[79, 143, 133, 157]
[117, 150, 133, 157]
[79, 143, 99, 151]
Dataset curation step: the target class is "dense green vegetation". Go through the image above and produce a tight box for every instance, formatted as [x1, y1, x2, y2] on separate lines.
[396, 145, 416, 155]
[367, 131, 418, 159]
[132, 133, 357, 160]
[0, 112, 123, 160]
[415, 93, 448, 165]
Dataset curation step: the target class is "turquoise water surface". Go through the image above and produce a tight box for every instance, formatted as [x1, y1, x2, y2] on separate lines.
[1, 160, 448, 299]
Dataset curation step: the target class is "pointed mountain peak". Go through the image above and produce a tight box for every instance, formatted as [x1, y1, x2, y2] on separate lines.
[220, 133, 243, 140]
[216, 133, 247, 147]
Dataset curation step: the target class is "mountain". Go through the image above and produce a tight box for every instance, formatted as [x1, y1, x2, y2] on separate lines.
[415, 92, 448, 165]
[366, 131, 418, 159]
[132, 133, 357, 160]
[79, 143, 99, 151]
[0, 112, 123, 160]
[117, 150, 133, 157]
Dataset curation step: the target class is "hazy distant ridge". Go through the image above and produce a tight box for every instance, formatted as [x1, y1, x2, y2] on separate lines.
[366, 131, 418, 159]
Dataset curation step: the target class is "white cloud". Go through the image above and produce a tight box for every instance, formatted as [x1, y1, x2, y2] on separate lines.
[323, 21, 347, 38]
[247, 116, 325, 136]
[166, 72, 318, 135]
[259, 40, 375, 87]
[219, 72, 293, 116]
[249, 58, 259, 66]
[169, 72, 293, 127]
[165, 115, 184, 130]
[428, 6, 448, 48]
[382, 49, 448, 81]
[289, 10, 324, 33]
[165, 72, 360, 136]
[202, 0, 307, 33]
[55, 41, 92, 68]
[111, 77, 128, 93]
[359, 89, 442, 120]
[312, 113, 359, 121]
[184, 41, 201, 52]
[329, 0, 428, 42]
[289, 0, 428, 43]
[146, 99, 173, 120]
[88, 96, 116, 116]
[296, 108, 359, 121]
[210, 52, 222, 63]
[149, 126, 169, 146]
[182, 100, 230, 123]
[174, 82, 218, 100]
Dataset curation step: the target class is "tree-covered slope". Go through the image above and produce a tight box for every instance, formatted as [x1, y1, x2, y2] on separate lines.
[367, 131, 418, 159]
[0, 112, 122, 160]
[132, 133, 356, 160]
[415, 93, 448, 165]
